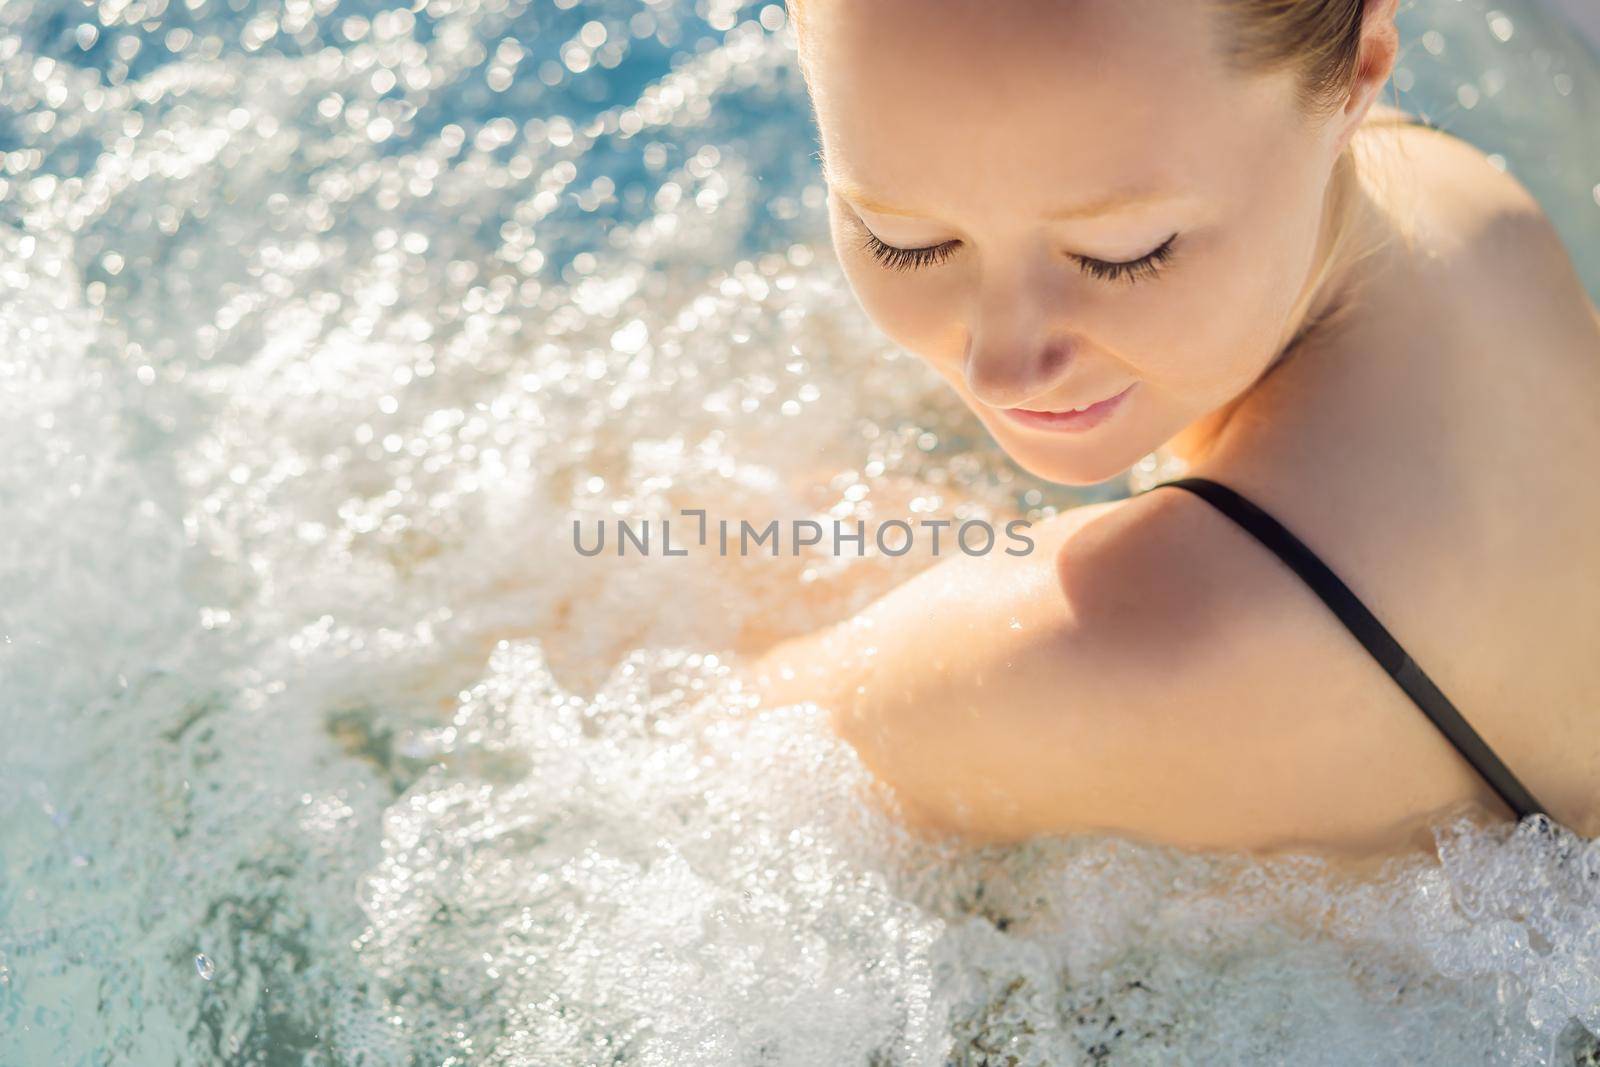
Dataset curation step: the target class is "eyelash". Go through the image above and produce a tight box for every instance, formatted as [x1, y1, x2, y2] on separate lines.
[854, 228, 1179, 284]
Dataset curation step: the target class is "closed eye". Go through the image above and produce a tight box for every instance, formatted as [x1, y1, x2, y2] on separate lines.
[854, 222, 1179, 285]
[1073, 233, 1178, 284]
[855, 229, 961, 272]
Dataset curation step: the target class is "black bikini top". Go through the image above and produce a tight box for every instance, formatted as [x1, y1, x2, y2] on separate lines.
[1153, 476, 1547, 823]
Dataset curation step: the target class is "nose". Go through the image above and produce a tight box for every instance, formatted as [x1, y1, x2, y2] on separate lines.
[962, 330, 1076, 410]
[959, 244, 1083, 409]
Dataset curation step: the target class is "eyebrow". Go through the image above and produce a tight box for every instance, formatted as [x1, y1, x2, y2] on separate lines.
[819, 151, 1173, 222]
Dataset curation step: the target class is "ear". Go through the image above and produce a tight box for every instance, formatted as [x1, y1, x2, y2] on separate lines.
[1333, 0, 1401, 152]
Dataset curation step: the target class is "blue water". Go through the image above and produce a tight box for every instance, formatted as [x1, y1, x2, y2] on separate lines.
[2, 1, 1599, 1064]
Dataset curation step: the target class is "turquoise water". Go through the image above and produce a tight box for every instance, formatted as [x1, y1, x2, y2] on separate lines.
[1, 1, 1599, 1064]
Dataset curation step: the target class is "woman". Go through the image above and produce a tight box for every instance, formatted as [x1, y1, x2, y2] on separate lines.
[742, 0, 1600, 856]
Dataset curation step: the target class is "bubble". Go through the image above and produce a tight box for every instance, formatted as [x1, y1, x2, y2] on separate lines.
[0, 0, 1597, 1063]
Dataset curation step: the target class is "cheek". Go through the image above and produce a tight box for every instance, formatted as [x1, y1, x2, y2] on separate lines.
[1120, 187, 1330, 403]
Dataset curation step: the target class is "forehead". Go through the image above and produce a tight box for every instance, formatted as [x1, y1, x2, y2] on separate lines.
[799, 0, 1298, 217]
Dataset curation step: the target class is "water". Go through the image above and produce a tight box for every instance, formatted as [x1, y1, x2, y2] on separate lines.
[1, 0, 1599, 1063]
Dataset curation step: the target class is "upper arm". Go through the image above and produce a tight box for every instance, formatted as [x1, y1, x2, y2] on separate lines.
[751, 492, 1488, 853]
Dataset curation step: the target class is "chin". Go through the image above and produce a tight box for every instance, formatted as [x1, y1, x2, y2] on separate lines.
[1001, 438, 1144, 488]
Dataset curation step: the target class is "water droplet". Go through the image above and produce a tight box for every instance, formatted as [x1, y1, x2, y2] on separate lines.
[195, 953, 215, 980]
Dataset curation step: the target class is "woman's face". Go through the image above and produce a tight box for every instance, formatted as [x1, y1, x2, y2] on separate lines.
[799, 0, 1353, 484]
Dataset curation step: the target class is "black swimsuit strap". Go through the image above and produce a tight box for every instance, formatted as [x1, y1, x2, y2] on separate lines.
[1154, 476, 1547, 822]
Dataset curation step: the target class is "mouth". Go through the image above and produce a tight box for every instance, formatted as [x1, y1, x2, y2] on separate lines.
[998, 383, 1138, 434]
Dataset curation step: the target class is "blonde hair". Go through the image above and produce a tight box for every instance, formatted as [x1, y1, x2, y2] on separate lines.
[1207, 0, 1368, 115]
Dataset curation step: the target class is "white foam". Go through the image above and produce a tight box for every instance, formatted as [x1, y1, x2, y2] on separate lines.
[1, 0, 1598, 1062]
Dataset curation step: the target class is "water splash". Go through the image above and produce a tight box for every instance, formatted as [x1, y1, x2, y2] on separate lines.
[0, 0, 1597, 1064]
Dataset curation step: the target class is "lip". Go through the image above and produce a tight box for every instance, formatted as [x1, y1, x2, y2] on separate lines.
[998, 383, 1138, 434]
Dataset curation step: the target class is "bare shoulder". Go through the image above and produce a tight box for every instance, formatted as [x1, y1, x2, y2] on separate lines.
[1362, 114, 1596, 322]
[747, 487, 1494, 854]
[1361, 108, 1543, 224]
